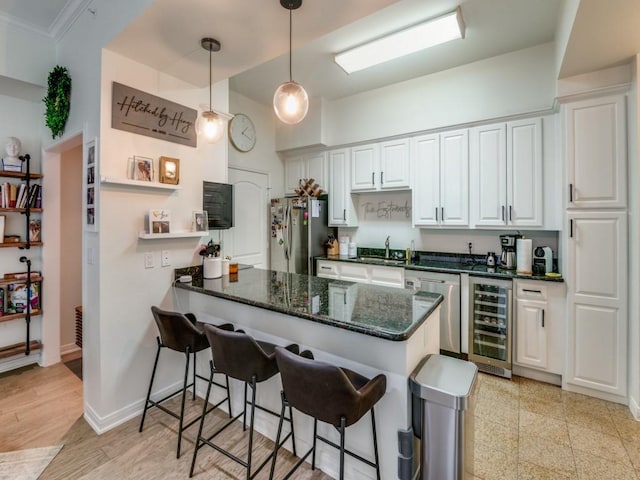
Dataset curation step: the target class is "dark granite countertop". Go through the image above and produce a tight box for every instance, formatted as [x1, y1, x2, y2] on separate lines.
[174, 266, 443, 341]
[318, 250, 564, 282]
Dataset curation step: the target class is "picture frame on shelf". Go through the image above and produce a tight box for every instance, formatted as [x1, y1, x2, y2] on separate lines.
[84, 137, 98, 232]
[193, 210, 208, 232]
[159, 156, 180, 185]
[134, 156, 154, 182]
[149, 209, 171, 234]
[28, 219, 41, 242]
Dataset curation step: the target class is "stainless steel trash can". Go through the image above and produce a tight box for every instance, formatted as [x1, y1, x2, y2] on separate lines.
[409, 354, 478, 480]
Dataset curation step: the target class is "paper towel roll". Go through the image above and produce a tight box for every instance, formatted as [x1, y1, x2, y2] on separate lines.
[203, 257, 222, 279]
[516, 238, 533, 274]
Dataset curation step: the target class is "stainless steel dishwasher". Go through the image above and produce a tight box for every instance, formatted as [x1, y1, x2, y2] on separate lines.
[405, 271, 461, 354]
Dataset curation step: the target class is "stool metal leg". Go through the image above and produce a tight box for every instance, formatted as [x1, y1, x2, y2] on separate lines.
[312, 418, 318, 470]
[192, 350, 197, 401]
[176, 345, 192, 458]
[371, 408, 381, 480]
[339, 416, 346, 480]
[189, 361, 215, 478]
[139, 337, 162, 433]
[246, 376, 257, 480]
[243, 381, 248, 431]
[225, 374, 232, 417]
[269, 392, 287, 480]
[288, 403, 297, 456]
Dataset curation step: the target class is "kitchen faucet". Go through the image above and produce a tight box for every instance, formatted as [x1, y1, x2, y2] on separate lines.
[385, 236, 390, 258]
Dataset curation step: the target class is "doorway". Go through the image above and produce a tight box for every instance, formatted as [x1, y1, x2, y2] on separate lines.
[223, 167, 270, 268]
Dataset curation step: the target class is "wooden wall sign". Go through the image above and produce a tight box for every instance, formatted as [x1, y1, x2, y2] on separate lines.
[111, 82, 197, 147]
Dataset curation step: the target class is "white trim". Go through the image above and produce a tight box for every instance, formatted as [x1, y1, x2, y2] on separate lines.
[50, 0, 92, 41]
[0, 351, 41, 374]
[562, 381, 628, 406]
[629, 395, 640, 421]
[0, 12, 53, 39]
[512, 365, 561, 386]
[60, 342, 81, 356]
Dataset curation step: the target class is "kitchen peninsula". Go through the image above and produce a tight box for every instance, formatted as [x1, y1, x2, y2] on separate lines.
[173, 266, 442, 480]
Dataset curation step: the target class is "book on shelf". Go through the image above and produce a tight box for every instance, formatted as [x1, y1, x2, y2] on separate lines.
[3, 271, 41, 280]
[0, 287, 4, 316]
[6, 283, 39, 314]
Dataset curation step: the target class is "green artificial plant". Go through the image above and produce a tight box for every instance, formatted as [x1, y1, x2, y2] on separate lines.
[43, 66, 72, 139]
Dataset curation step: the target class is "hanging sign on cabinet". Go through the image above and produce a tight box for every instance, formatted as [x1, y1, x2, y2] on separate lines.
[111, 82, 197, 147]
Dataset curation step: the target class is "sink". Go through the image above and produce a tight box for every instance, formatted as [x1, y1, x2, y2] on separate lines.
[358, 256, 406, 265]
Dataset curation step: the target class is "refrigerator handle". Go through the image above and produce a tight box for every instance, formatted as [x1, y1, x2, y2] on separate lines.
[283, 202, 290, 261]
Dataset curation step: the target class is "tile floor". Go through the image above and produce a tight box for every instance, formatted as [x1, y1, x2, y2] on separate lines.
[470, 373, 640, 480]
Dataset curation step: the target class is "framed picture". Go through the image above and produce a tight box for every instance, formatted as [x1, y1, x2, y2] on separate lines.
[159, 156, 180, 184]
[149, 209, 171, 234]
[85, 138, 98, 232]
[134, 156, 154, 182]
[193, 210, 208, 232]
[29, 219, 41, 242]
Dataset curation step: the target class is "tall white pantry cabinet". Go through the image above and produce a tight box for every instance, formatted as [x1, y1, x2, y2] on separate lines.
[562, 93, 628, 400]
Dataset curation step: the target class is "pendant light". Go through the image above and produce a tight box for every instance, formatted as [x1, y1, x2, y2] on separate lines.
[196, 37, 225, 143]
[273, 0, 309, 125]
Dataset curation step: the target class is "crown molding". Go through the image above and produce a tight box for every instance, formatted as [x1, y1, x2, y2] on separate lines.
[50, 0, 93, 41]
[0, 11, 52, 39]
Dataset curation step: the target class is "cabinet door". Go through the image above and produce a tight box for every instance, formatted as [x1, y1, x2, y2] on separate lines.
[412, 134, 440, 226]
[339, 263, 370, 283]
[507, 118, 543, 226]
[379, 139, 410, 190]
[284, 156, 305, 196]
[328, 149, 349, 226]
[566, 211, 627, 396]
[440, 129, 469, 226]
[316, 260, 339, 278]
[351, 144, 379, 191]
[565, 95, 626, 209]
[515, 299, 548, 369]
[470, 124, 507, 227]
[306, 152, 328, 194]
[369, 265, 404, 288]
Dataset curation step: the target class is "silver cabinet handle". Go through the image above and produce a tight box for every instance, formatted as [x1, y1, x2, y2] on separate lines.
[320, 266, 331, 270]
[509, 205, 513, 222]
[381, 171, 384, 185]
[343, 209, 346, 221]
[501, 205, 505, 221]
[441, 207, 444, 220]
[372, 172, 375, 185]
[435, 208, 438, 221]
[569, 183, 573, 203]
[523, 288, 542, 294]
[569, 219, 574, 238]
[541, 309, 545, 328]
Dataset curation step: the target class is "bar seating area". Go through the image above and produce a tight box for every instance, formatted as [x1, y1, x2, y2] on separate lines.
[140, 306, 389, 479]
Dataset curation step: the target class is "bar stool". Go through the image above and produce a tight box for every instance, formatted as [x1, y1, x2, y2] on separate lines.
[190, 324, 299, 479]
[139, 306, 234, 458]
[270, 347, 386, 480]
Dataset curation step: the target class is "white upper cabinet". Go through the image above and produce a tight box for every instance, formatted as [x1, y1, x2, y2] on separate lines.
[470, 118, 542, 228]
[413, 130, 468, 227]
[565, 94, 626, 209]
[351, 140, 410, 192]
[328, 148, 358, 227]
[284, 152, 328, 196]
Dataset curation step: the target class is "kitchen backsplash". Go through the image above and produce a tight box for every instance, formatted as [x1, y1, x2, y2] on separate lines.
[338, 191, 560, 258]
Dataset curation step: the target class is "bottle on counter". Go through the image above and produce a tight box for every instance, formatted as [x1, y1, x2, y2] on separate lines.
[348, 241, 357, 257]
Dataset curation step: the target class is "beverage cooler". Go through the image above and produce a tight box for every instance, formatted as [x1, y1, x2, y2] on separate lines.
[468, 277, 513, 378]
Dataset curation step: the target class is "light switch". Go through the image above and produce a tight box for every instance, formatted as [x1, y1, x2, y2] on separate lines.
[161, 250, 170, 267]
[144, 252, 154, 269]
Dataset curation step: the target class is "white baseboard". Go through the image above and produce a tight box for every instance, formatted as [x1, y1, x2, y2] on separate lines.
[629, 395, 640, 420]
[0, 351, 41, 374]
[61, 343, 81, 356]
[512, 365, 562, 386]
[84, 379, 183, 434]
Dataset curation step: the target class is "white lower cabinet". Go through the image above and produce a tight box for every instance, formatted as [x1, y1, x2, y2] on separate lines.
[514, 280, 565, 375]
[316, 260, 404, 289]
[328, 284, 356, 322]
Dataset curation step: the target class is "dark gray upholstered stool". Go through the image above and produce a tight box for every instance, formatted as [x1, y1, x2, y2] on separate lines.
[270, 347, 386, 480]
[139, 306, 233, 458]
[190, 325, 299, 480]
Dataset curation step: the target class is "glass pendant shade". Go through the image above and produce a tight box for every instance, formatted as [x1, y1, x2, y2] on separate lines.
[196, 110, 224, 143]
[273, 80, 309, 125]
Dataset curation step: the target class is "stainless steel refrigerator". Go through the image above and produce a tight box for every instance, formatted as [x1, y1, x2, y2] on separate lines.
[270, 197, 335, 275]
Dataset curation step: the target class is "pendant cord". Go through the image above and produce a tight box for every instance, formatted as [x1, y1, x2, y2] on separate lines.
[209, 46, 212, 111]
[289, 7, 293, 82]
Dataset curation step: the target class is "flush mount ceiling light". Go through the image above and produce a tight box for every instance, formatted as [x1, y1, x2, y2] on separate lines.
[273, 0, 309, 125]
[334, 7, 465, 74]
[196, 37, 225, 143]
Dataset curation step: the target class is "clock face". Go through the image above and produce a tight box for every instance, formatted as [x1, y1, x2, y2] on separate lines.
[229, 113, 256, 152]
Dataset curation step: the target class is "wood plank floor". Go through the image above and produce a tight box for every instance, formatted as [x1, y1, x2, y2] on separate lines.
[0, 362, 331, 479]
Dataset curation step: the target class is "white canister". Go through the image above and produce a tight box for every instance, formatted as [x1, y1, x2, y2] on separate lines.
[222, 259, 230, 275]
[348, 242, 357, 257]
[203, 257, 222, 279]
[339, 236, 349, 257]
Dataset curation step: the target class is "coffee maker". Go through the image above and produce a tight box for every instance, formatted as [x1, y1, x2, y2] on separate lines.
[500, 234, 522, 269]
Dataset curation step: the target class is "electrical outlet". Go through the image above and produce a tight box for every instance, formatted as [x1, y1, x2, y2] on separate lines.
[161, 250, 170, 267]
[144, 252, 154, 269]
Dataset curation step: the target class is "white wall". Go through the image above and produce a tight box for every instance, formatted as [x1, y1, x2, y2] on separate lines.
[59, 145, 82, 352]
[320, 43, 556, 148]
[229, 90, 284, 198]
[628, 56, 639, 417]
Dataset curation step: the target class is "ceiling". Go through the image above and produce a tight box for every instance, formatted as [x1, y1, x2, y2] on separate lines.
[2, 0, 640, 107]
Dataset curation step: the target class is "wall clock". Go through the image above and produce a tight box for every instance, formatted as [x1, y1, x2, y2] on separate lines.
[229, 113, 256, 152]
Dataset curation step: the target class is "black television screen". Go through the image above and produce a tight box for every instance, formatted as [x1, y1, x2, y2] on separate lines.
[203, 181, 233, 229]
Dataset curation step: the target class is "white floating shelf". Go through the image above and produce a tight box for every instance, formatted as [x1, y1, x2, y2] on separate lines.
[138, 231, 205, 239]
[101, 176, 181, 190]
